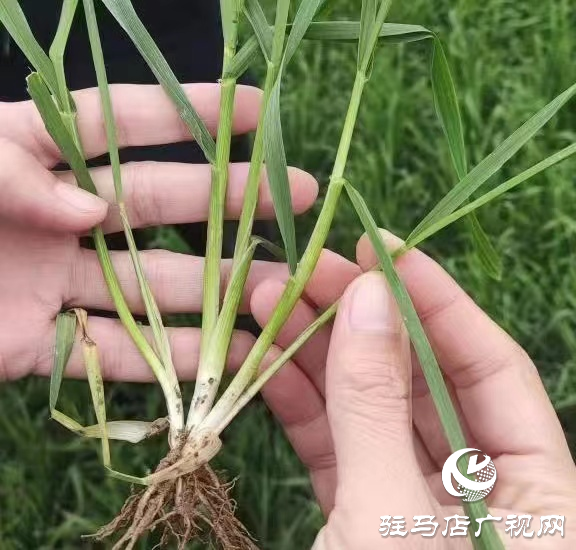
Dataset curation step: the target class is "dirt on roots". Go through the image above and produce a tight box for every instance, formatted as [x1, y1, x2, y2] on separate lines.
[93, 445, 259, 550]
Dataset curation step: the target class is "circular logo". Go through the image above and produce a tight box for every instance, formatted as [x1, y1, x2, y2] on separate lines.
[441, 448, 497, 502]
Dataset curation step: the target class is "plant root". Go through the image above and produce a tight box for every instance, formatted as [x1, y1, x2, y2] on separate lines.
[93, 444, 258, 550]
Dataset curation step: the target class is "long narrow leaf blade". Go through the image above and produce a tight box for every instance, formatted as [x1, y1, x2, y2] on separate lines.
[344, 180, 504, 550]
[409, 81, 576, 244]
[408, 142, 576, 248]
[466, 215, 502, 280]
[49, 0, 78, 61]
[345, 181, 466, 448]
[431, 39, 467, 178]
[264, 82, 298, 273]
[358, 0, 376, 69]
[26, 73, 97, 194]
[283, 0, 324, 66]
[82, 0, 122, 197]
[83, 0, 178, 390]
[244, 0, 273, 59]
[319, 21, 429, 43]
[50, 311, 77, 412]
[306, 21, 430, 43]
[49, 0, 78, 107]
[226, 21, 434, 80]
[225, 35, 260, 78]
[0, 0, 58, 93]
[101, 0, 216, 163]
[431, 38, 501, 279]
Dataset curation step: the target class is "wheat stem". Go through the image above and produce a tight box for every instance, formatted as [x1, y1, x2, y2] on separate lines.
[202, 70, 368, 431]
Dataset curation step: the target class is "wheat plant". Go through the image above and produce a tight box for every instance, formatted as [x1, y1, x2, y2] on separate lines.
[1, 0, 575, 548]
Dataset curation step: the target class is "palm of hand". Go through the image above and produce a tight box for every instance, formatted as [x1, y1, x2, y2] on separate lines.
[0, 222, 75, 380]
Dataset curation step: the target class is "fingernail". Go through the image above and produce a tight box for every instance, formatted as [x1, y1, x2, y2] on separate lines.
[55, 183, 108, 214]
[348, 273, 399, 332]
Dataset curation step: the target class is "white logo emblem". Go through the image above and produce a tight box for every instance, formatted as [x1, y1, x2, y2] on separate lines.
[442, 448, 497, 502]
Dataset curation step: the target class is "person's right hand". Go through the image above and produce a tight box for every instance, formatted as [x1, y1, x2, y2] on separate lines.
[252, 230, 576, 548]
[0, 84, 318, 382]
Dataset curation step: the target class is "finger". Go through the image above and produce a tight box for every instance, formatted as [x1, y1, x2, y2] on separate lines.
[303, 249, 362, 309]
[357, 230, 571, 462]
[2, 84, 261, 166]
[251, 279, 332, 396]
[259, 346, 336, 515]
[326, 272, 432, 517]
[66, 249, 289, 315]
[67, 247, 358, 317]
[35, 316, 255, 381]
[251, 250, 359, 393]
[0, 139, 107, 232]
[414, 427, 438, 476]
[412, 348, 475, 467]
[57, 162, 318, 233]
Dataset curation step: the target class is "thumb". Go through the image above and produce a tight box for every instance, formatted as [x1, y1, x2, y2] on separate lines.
[326, 272, 430, 513]
[0, 141, 108, 232]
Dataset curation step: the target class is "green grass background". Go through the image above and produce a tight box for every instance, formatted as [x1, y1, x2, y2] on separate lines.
[2, 0, 576, 548]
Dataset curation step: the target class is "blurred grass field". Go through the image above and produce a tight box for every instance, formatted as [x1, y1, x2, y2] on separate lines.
[1, 0, 576, 548]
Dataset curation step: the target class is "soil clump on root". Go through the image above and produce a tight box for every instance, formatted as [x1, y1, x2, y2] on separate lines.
[94, 444, 258, 550]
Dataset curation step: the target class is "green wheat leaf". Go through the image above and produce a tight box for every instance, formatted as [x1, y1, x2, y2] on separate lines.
[408, 143, 576, 248]
[101, 0, 216, 163]
[305, 21, 430, 43]
[26, 73, 97, 194]
[431, 38, 502, 280]
[83, 0, 177, 379]
[466, 215, 502, 280]
[82, 0, 122, 197]
[408, 81, 576, 245]
[283, 0, 324, 67]
[50, 311, 77, 412]
[225, 35, 260, 78]
[49, 0, 79, 107]
[244, 0, 272, 59]
[225, 23, 433, 79]
[358, 0, 377, 70]
[262, 0, 325, 274]
[264, 81, 298, 273]
[0, 0, 58, 94]
[431, 40, 467, 178]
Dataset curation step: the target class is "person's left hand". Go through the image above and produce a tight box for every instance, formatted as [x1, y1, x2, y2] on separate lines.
[0, 83, 318, 382]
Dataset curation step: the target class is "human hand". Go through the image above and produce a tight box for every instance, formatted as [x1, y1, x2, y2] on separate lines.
[0, 84, 318, 382]
[252, 230, 576, 548]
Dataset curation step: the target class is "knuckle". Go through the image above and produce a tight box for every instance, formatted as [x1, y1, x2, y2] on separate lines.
[109, 89, 129, 148]
[139, 249, 169, 287]
[454, 336, 534, 389]
[65, 248, 88, 306]
[126, 162, 163, 227]
[335, 341, 410, 402]
[330, 340, 411, 429]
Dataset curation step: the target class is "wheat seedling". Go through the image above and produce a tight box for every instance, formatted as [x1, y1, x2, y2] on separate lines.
[2, 0, 575, 548]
